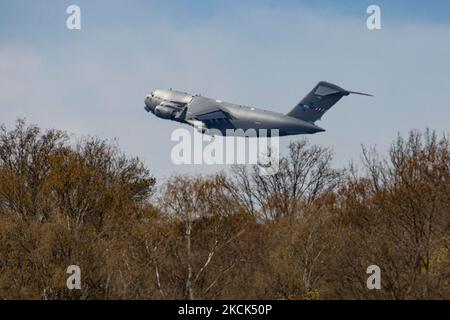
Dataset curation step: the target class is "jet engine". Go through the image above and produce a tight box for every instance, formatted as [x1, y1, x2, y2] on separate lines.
[154, 105, 177, 119]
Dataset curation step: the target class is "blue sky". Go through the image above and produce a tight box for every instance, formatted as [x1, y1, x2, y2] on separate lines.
[1, 1, 449, 180]
[1, 0, 449, 36]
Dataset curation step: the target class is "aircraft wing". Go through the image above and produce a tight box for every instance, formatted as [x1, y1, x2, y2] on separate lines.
[186, 96, 235, 125]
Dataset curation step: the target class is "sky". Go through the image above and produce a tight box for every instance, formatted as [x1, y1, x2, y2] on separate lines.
[1, 0, 449, 181]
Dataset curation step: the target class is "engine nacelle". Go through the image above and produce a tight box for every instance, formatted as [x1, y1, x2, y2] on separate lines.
[154, 105, 176, 119]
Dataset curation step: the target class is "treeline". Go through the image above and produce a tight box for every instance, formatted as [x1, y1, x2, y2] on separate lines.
[0, 119, 448, 299]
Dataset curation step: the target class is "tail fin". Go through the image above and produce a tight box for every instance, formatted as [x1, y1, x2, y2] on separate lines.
[286, 81, 372, 123]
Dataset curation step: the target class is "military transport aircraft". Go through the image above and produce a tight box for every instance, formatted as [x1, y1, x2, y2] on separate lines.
[144, 81, 372, 136]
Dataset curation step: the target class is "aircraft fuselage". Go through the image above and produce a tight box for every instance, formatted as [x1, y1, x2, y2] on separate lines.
[144, 89, 325, 136]
[144, 82, 371, 136]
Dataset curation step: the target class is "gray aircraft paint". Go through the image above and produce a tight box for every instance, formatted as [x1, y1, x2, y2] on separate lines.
[144, 81, 372, 137]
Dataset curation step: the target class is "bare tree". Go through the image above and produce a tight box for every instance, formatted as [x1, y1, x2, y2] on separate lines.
[227, 140, 343, 221]
[158, 175, 249, 299]
[335, 130, 450, 299]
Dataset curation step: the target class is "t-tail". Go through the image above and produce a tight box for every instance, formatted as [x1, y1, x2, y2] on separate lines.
[287, 81, 372, 123]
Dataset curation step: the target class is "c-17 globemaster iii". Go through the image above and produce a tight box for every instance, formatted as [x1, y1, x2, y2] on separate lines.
[144, 81, 372, 137]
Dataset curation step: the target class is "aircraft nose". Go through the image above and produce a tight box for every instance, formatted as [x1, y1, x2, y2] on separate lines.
[144, 95, 152, 112]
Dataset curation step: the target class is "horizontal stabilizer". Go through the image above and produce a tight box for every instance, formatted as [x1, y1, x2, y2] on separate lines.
[347, 90, 373, 97]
